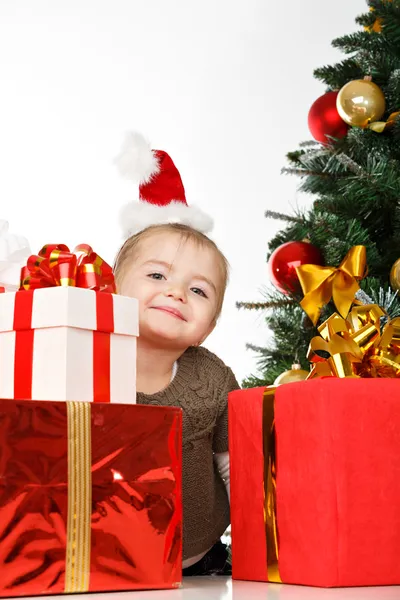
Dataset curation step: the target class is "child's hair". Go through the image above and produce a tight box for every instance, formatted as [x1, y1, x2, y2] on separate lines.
[114, 223, 229, 320]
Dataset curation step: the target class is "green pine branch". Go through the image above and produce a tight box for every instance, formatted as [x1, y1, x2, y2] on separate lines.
[236, 299, 295, 310]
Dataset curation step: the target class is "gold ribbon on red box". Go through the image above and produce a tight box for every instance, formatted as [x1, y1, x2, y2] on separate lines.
[307, 304, 400, 379]
[65, 401, 92, 592]
[260, 302, 400, 585]
[261, 245, 400, 582]
[263, 387, 282, 583]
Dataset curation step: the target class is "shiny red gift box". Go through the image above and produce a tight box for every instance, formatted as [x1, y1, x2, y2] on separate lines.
[0, 399, 182, 596]
[229, 379, 400, 587]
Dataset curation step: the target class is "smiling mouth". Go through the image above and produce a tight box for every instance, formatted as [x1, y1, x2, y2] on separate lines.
[151, 306, 186, 321]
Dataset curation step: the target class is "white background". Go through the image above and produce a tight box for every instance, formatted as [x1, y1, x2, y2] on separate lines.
[0, 0, 366, 383]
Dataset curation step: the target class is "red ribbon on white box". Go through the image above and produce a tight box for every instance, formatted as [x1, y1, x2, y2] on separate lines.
[0, 287, 138, 404]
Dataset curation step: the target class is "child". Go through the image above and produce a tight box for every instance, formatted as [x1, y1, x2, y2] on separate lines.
[113, 134, 240, 575]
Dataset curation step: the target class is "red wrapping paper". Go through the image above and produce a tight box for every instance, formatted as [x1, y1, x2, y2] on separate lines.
[229, 379, 400, 587]
[0, 400, 182, 596]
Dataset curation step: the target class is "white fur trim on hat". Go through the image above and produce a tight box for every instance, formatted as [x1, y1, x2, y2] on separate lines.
[120, 200, 214, 238]
[114, 132, 160, 184]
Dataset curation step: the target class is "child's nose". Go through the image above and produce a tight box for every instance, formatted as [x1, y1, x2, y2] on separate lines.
[165, 283, 187, 303]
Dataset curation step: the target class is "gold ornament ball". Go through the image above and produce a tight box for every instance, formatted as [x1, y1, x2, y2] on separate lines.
[274, 364, 309, 386]
[390, 258, 400, 292]
[336, 79, 386, 128]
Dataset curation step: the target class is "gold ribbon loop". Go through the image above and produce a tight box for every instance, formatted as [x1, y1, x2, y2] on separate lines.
[306, 304, 400, 380]
[296, 246, 367, 325]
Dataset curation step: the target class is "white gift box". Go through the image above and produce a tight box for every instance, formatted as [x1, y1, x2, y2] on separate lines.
[0, 286, 138, 403]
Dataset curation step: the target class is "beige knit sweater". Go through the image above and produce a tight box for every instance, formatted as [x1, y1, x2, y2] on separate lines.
[137, 346, 240, 560]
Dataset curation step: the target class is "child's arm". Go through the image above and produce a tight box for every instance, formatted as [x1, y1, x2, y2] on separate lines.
[213, 366, 240, 500]
[214, 452, 230, 500]
[213, 366, 240, 453]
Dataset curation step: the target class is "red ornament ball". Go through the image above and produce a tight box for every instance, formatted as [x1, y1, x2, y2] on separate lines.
[268, 241, 324, 295]
[308, 91, 349, 144]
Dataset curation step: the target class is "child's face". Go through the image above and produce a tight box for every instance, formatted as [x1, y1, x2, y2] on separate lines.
[119, 231, 221, 350]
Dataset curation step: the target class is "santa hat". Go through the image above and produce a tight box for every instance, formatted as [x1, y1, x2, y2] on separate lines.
[114, 132, 213, 239]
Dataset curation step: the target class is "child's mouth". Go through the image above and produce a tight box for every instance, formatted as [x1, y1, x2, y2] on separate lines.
[151, 306, 186, 321]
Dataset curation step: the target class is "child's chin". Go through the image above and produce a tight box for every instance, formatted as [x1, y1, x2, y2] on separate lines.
[146, 325, 188, 345]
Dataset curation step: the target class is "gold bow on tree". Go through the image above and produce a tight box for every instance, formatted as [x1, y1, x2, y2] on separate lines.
[296, 245, 367, 325]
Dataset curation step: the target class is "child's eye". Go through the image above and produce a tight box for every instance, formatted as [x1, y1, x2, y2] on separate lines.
[148, 272, 165, 280]
[191, 287, 208, 298]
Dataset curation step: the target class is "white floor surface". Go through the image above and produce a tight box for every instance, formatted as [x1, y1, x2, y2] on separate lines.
[21, 577, 400, 600]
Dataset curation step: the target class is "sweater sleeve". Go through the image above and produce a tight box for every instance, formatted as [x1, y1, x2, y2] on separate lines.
[214, 451, 230, 500]
[213, 367, 240, 453]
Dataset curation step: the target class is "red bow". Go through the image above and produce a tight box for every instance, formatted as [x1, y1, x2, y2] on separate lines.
[20, 244, 116, 293]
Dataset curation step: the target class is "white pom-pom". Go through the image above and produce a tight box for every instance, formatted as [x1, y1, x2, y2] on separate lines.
[119, 201, 213, 239]
[114, 132, 160, 184]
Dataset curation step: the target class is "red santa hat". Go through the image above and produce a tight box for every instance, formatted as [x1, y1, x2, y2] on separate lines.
[115, 132, 213, 238]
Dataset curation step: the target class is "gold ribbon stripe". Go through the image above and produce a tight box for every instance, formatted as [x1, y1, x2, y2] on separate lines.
[263, 388, 282, 583]
[65, 401, 92, 593]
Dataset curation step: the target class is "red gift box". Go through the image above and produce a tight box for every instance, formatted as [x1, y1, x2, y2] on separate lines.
[229, 379, 400, 587]
[0, 399, 182, 596]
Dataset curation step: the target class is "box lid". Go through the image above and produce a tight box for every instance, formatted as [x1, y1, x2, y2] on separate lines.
[0, 287, 139, 335]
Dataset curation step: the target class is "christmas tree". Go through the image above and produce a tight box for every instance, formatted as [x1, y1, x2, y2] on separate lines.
[239, 0, 400, 388]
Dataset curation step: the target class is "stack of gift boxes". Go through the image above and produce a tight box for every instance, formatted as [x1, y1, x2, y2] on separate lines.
[0, 242, 182, 596]
[229, 246, 400, 588]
